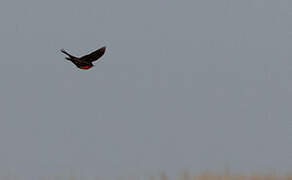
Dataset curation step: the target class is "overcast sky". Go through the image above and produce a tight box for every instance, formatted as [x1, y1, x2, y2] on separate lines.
[0, 0, 291, 179]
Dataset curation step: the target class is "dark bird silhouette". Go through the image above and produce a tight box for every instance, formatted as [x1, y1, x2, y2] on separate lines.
[60, 46, 106, 70]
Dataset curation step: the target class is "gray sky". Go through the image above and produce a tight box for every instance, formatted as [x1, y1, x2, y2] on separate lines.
[0, 0, 291, 179]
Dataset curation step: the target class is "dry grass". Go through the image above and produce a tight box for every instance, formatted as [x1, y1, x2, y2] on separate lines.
[172, 171, 292, 180]
[190, 173, 292, 180]
[144, 171, 292, 180]
[0, 171, 291, 180]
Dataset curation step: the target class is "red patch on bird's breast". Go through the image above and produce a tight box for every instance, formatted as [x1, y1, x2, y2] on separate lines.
[80, 65, 92, 69]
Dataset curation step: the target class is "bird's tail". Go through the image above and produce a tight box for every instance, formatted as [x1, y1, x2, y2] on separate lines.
[60, 49, 74, 60]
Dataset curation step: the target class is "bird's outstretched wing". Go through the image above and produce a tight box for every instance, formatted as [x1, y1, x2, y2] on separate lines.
[80, 46, 106, 62]
[60, 49, 74, 59]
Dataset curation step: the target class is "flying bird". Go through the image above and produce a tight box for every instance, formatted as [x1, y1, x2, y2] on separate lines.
[60, 46, 106, 70]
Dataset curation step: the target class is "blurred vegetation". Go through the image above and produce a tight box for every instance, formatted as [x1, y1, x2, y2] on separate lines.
[0, 171, 291, 180]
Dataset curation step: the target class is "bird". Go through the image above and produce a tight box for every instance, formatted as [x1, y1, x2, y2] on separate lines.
[60, 46, 106, 70]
